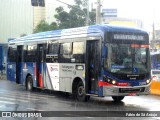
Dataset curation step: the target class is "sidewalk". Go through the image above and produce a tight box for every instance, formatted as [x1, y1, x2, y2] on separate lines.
[0, 74, 6, 80]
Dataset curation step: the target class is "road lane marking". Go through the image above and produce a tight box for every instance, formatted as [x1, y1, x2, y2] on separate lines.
[26, 108, 45, 111]
[0, 94, 40, 101]
[0, 91, 56, 99]
[0, 100, 15, 104]
[0, 96, 29, 103]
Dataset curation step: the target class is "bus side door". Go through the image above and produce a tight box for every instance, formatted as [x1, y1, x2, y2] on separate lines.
[16, 45, 23, 84]
[86, 40, 100, 94]
[37, 44, 46, 88]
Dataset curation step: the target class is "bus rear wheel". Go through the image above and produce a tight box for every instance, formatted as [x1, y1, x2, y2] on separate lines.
[26, 76, 33, 91]
[75, 81, 90, 101]
[112, 96, 124, 102]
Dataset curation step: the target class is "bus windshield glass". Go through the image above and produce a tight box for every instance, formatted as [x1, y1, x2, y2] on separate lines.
[104, 43, 149, 74]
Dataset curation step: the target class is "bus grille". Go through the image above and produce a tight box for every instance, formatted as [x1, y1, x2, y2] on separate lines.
[119, 87, 145, 93]
[113, 73, 149, 80]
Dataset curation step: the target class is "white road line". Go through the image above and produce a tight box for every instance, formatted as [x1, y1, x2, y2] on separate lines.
[0, 91, 56, 99]
[26, 108, 45, 111]
[0, 96, 29, 102]
[0, 94, 40, 101]
[0, 100, 15, 104]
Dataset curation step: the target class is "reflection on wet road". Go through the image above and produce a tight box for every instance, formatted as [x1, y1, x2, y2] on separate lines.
[0, 79, 160, 120]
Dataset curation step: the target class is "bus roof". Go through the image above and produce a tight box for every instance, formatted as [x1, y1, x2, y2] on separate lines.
[9, 24, 148, 43]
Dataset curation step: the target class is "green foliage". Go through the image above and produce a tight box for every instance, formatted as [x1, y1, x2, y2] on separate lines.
[20, 33, 27, 37]
[33, 20, 58, 33]
[33, 0, 96, 32]
[54, 0, 96, 29]
[89, 9, 96, 25]
[74, 0, 82, 7]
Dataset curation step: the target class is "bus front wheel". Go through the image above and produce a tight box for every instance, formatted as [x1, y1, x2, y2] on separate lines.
[75, 81, 90, 101]
[112, 96, 124, 102]
[26, 76, 33, 91]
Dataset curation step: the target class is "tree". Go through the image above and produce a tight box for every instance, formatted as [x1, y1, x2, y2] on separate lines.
[33, 20, 58, 33]
[50, 22, 58, 30]
[54, 7, 71, 29]
[89, 9, 96, 25]
[20, 33, 27, 37]
[54, 0, 96, 29]
[33, 0, 96, 32]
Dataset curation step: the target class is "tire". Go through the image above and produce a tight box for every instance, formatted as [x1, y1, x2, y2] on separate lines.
[112, 96, 124, 102]
[75, 81, 90, 102]
[26, 76, 33, 91]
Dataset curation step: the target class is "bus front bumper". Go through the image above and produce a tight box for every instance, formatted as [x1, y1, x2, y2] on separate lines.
[102, 85, 150, 96]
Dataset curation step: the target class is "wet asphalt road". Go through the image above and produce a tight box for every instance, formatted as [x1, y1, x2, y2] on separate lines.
[0, 79, 160, 120]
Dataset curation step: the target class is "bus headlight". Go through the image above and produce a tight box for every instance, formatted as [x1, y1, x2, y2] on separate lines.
[146, 79, 151, 84]
[103, 75, 117, 85]
[112, 80, 116, 85]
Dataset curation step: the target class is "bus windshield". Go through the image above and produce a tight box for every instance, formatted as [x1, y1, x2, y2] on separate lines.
[104, 43, 149, 74]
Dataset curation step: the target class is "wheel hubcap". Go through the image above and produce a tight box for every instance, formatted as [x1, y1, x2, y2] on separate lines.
[78, 86, 84, 96]
[28, 80, 31, 90]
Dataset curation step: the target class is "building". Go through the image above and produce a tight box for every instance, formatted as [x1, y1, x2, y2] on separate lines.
[0, 0, 57, 73]
[150, 29, 160, 50]
[101, 8, 143, 28]
[0, 0, 34, 43]
[102, 8, 117, 18]
[33, 7, 46, 29]
[0, 0, 73, 44]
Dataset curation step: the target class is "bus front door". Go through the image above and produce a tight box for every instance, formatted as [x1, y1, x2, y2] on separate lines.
[86, 40, 100, 94]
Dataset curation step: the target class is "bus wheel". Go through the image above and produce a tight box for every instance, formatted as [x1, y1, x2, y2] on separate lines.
[26, 76, 33, 91]
[75, 81, 89, 101]
[112, 96, 124, 102]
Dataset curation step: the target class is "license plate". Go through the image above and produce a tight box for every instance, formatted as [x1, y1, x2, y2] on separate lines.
[128, 92, 137, 96]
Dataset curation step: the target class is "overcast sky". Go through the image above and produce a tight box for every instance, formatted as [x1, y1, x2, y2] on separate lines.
[53, 0, 160, 31]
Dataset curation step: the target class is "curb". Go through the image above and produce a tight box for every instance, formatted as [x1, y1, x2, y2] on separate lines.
[0, 75, 6, 80]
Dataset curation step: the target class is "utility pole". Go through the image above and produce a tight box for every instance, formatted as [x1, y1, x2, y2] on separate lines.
[83, 0, 89, 25]
[153, 22, 155, 41]
[96, 0, 101, 24]
[152, 22, 156, 49]
[86, 0, 89, 25]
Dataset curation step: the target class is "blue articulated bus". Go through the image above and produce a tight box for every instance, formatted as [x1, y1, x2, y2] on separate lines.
[7, 24, 151, 102]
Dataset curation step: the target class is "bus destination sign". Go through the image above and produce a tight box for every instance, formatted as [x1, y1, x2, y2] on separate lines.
[114, 34, 145, 40]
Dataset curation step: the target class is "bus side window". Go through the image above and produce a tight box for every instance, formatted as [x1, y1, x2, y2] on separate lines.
[59, 43, 72, 63]
[48, 43, 59, 54]
[26, 45, 37, 62]
[23, 45, 27, 62]
[47, 43, 59, 63]
[72, 42, 84, 63]
[8, 47, 16, 62]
